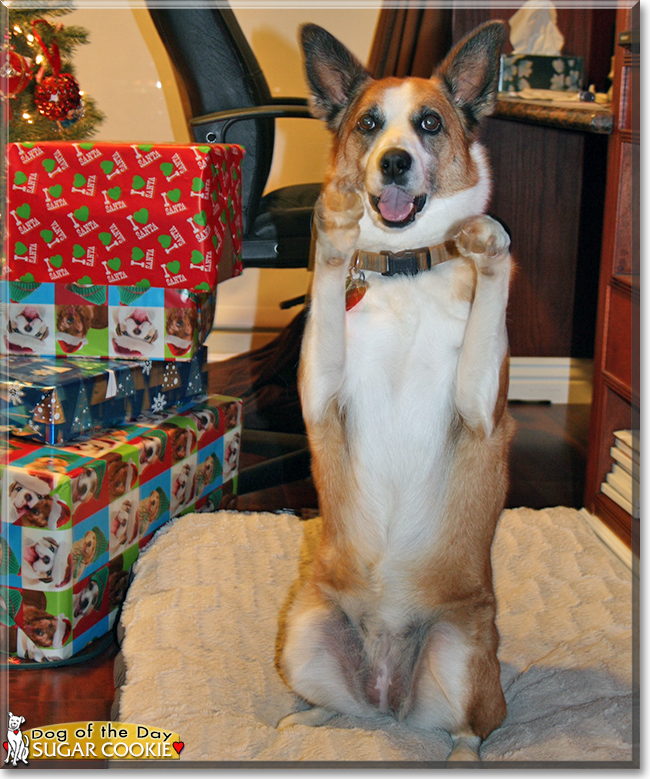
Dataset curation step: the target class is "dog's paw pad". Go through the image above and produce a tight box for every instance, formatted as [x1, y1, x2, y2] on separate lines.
[455, 215, 510, 269]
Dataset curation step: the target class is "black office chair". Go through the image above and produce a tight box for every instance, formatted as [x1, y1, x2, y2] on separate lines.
[147, 4, 317, 494]
[148, 4, 321, 270]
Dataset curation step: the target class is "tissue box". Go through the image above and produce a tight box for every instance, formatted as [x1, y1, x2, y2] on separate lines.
[0, 393, 242, 662]
[4, 141, 244, 291]
[499, 54, 583, 92]
[0, 279, 215, 361]
[0, 349, 209, 445]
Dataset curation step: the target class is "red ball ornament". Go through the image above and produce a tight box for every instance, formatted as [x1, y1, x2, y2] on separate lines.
[0, 43, 32, 101]
[34, 72, 81, 120]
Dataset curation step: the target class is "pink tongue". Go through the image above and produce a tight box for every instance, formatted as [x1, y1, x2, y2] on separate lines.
[378, 186, 414, 222]
[22, 306, 40, 321]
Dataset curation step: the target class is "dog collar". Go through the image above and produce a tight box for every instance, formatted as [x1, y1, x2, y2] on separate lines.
[352, 240, 459, 277]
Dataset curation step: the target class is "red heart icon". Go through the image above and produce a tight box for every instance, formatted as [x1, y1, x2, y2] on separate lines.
[172, 741, 184, 755]
[3, 742, 7, 752]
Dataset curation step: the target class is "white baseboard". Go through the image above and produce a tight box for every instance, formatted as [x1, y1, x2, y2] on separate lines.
[206, 328, 280, 362]
[207, 334, 593, 405]
[508, 357, 593, 404]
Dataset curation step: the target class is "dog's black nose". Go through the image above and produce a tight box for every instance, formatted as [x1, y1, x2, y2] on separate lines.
[380, 148, 412, 182]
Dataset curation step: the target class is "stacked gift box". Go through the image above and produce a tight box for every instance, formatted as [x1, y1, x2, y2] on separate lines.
[1, 141, 244, 662]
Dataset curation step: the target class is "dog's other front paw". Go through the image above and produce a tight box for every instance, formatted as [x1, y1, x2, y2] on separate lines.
[314, 185, 364, 266]
[455, 215, 510, 275]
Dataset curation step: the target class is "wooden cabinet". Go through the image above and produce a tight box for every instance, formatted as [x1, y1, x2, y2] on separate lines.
[451, 8, 616, 359]
[584, 5, 639, 552]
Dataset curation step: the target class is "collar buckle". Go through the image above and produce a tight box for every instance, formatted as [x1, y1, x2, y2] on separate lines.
[381, 248, 430, 277]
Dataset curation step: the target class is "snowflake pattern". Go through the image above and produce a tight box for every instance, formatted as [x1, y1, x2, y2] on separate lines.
[141, 360, 152, 377]
[8, 382, 25, 406]
[151, 392, 167, 414]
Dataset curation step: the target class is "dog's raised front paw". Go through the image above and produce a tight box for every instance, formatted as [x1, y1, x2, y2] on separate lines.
[314, 185, 364, 266]
[455, 215, 510, 274]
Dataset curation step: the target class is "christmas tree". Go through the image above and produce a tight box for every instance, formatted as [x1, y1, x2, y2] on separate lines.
[1, 5, 105, 141]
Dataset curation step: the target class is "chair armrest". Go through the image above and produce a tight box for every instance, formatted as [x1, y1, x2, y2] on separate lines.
[189, 102, 316, 143]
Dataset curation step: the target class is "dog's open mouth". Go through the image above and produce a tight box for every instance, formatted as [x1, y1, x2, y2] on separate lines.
[370, 186, 426, 228]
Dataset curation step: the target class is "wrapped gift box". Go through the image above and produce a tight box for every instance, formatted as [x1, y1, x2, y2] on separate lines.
[0, 393, 241, 662]
[499, 54, 584, 92]
[5, 141, 244, 291]
[0, 349, 209, 445]
[0, 279, 216, 361]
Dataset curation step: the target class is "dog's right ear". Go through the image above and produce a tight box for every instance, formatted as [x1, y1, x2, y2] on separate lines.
[300, 24, 371, 130]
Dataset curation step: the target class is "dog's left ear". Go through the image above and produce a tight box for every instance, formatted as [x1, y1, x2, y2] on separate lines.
[436, 20, 506, 131]
[300, 24, 371, 131]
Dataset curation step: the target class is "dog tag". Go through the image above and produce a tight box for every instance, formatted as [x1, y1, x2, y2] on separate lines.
[345, 268, 368, 311]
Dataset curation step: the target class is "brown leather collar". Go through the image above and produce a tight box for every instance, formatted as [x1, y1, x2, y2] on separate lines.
[352, 241, 459, 277]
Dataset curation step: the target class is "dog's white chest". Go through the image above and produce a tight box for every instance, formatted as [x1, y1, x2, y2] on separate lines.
[343, 261, 469, 425]
[339, 263, 471, 553]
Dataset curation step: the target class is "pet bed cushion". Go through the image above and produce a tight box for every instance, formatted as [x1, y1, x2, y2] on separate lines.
[114, 507, 634, 764]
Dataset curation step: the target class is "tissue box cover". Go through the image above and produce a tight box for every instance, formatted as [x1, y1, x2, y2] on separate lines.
[5, 141, 243, 291]
[0, 279, 215, 361]
[0, 348, 209, 445]
[0, 393, 241, 662]
[499, 54, 583, 92]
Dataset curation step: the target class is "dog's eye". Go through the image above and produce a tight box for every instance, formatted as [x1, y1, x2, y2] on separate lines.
[421, 113, 442, 133]
[357, 114, 377, 132]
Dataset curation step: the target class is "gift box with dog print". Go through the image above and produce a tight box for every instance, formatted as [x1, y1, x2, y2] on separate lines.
[0, 393, 241, 662]
[0, 348, 209, 445]
[4, 141, 244, 291]
[0, 278, 216, 361]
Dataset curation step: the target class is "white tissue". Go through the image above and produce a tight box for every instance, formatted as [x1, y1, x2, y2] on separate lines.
[509, 0, 564, 55]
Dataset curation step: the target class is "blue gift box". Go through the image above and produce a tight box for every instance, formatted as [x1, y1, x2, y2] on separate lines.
[0, 349, 208, 445]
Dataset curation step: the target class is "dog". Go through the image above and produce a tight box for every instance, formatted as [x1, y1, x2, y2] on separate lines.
[137, 489, 161, 537]
[104, 452, 137, 503]
[110, 499, 139, 551]
[108, 568, 129, 610]
[55, 304, 108, 354]
[22, 535, 72, 589]
[161, 424, 196, 464]
[72, 580, 101, 627]
[278, 23, 514, 762]
[70, 467, 99, 512]
[223, 432, 240, 482]
[6, 471, 69, 529]
[4, 304, 50, 354]
[170, 461, 196, 515]
[5, 713, 29, 766]
[138, 434, 164, 469]
[166, 307, 196, 342]
[20, 590, 71, 650]
[222, 402, 241, 431]
[190, 409, 217, 441]
[112, 307, 159, 358]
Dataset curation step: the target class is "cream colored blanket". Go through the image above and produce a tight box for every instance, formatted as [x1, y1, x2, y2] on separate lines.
[115, 507, 635, 764]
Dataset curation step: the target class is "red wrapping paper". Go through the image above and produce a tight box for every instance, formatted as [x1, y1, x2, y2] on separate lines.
[5, 141, 244, 291]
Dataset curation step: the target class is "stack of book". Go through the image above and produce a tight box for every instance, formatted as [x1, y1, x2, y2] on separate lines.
[600, 429, 640, 518]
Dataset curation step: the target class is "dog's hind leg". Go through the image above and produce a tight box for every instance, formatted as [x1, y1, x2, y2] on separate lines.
[408, 615, 505, 763]
[454, 215, 511, 437]
[277, 706, 336, 730]
[279, 591, 379, 728]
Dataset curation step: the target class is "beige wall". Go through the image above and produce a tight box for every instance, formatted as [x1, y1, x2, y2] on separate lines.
[65, 4, 380, 337]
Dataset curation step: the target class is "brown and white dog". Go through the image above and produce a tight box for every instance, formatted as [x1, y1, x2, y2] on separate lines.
[279, 22, 515, 761]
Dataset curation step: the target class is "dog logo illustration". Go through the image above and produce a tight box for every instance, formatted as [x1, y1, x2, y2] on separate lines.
[4, 712, 29, 766]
